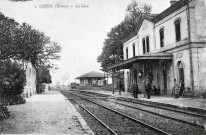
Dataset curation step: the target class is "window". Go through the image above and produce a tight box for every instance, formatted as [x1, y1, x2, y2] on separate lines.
[146, 36, 150, 52]
[159, 28, 164, 47]
[142, 38, 146, 54]
[142, 36, 150, 54]
[126, 47, 128, 60]
[175, 19, 181, 42]
[133, 43, 135, 57]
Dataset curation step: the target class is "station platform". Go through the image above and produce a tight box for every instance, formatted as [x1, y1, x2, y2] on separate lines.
[76, 89, 206, 114]
[0, 90, 94, 134]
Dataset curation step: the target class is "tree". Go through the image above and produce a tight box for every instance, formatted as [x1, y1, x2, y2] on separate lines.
[0, 12, 61, 94]
[0, 60, 26, 97]
[0, 12, 61, 68]
[97, 1, 152, 70]
[0, 12, 19, 60]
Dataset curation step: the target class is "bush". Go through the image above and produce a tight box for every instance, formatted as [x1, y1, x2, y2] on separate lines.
[0, 60, 26, 104]
[1, 95, 25, 105]
[0, 103, 10, 120]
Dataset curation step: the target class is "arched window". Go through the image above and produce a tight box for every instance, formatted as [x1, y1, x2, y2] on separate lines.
[146, 36, 150, 52]
[142, 36, 150, 54]
[159, 28, 164, 47]
[133, 43, 135, 57]
[126, 47, 128, 59]
[177, 61, 184, 82]
[175, 19, 181, 42]
[142, 38, 146, 54]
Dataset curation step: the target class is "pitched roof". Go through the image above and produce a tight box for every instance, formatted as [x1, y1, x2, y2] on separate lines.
[142, 14, 157, 22]
[76, 71, 105, 79]
[121, 16, 144, 44]
[121, 14, 157, 44]
[153, 0, 189, 23]
[121, 31, 137, 44]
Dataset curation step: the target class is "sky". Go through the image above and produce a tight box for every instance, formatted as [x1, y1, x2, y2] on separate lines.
[0, 0, 171, 85]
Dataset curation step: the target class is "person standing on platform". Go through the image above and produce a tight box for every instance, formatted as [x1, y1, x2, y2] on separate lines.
[119, 80, 123, 95]
[179, 79, 185, 97]
[173, 79, 179, 99]
[132, 81, 139, 98]
[145, 79, 152, 99]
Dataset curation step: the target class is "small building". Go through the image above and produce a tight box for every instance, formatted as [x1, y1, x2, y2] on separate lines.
[75, 71, 105, 90]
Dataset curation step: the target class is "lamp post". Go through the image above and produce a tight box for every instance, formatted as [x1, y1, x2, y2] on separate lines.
[112, 69, 115, 94]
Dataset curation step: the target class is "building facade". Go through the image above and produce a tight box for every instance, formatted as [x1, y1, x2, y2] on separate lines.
[21, 61, 36, 98]
[108, 0, 206, 97]
[76, 71, 105, 90]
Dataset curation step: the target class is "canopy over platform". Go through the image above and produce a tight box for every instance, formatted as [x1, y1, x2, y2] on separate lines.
[107, 52, 173, 70]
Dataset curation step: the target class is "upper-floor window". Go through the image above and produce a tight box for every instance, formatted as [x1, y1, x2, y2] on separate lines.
[142, 38, 146, 54]
[146, 36, 150, 52]
[126, 47, 128, 60]
[133, 43, 135, 57]
[175, 19, 181, 42]
[159, 28, 164, 47]
[142, 36, 150, 54]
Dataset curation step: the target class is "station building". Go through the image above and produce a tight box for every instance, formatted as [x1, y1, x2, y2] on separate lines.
[76, 71, 105, 90]
[108, 0, 206, 97]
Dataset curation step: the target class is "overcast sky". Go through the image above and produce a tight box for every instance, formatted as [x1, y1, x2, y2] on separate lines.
[0, 0, 171, 85]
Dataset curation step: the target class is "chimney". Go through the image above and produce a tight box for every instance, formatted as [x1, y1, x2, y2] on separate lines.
[170, 0, 179, 6]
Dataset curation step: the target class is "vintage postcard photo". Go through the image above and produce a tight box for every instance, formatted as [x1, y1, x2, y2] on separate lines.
[0, 0, 206, 134]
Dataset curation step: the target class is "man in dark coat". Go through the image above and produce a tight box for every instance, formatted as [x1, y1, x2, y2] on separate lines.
[133, 82, 139, 98]
[179, 79, 185, 97]
[145, 79, 152, 99]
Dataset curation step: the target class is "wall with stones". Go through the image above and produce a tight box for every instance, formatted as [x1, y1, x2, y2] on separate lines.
[192, 47, 206, 96]
[190, 0, 206, 42]
[22, 61, 36, 98]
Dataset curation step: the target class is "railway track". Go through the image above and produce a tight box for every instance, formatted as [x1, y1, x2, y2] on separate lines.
[62, 91, 170, 135]
[69, 90, 206, 128]
[61, 90, 206, 135]
[71, 90, 206, 116]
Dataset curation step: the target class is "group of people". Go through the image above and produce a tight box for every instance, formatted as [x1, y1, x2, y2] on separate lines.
[173, 79, 185, 98]
[131, 79, 158, 99]
[130, 78, 185, 99]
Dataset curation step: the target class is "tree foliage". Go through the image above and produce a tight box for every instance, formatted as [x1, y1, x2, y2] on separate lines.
[0, 12, 61, 68]
[35, 65, 52, 93]
[0, 13, 19, 60]
[0, 12, 61, 94]
[97, 1, 152, 71]
[36, 66, 52, 84]
[0, 60, 26, 96]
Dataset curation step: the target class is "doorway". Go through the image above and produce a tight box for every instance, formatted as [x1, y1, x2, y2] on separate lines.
[178, 61, 184, 82]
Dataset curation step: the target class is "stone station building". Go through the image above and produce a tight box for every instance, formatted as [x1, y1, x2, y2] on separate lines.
[108, 0, 206, 97]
